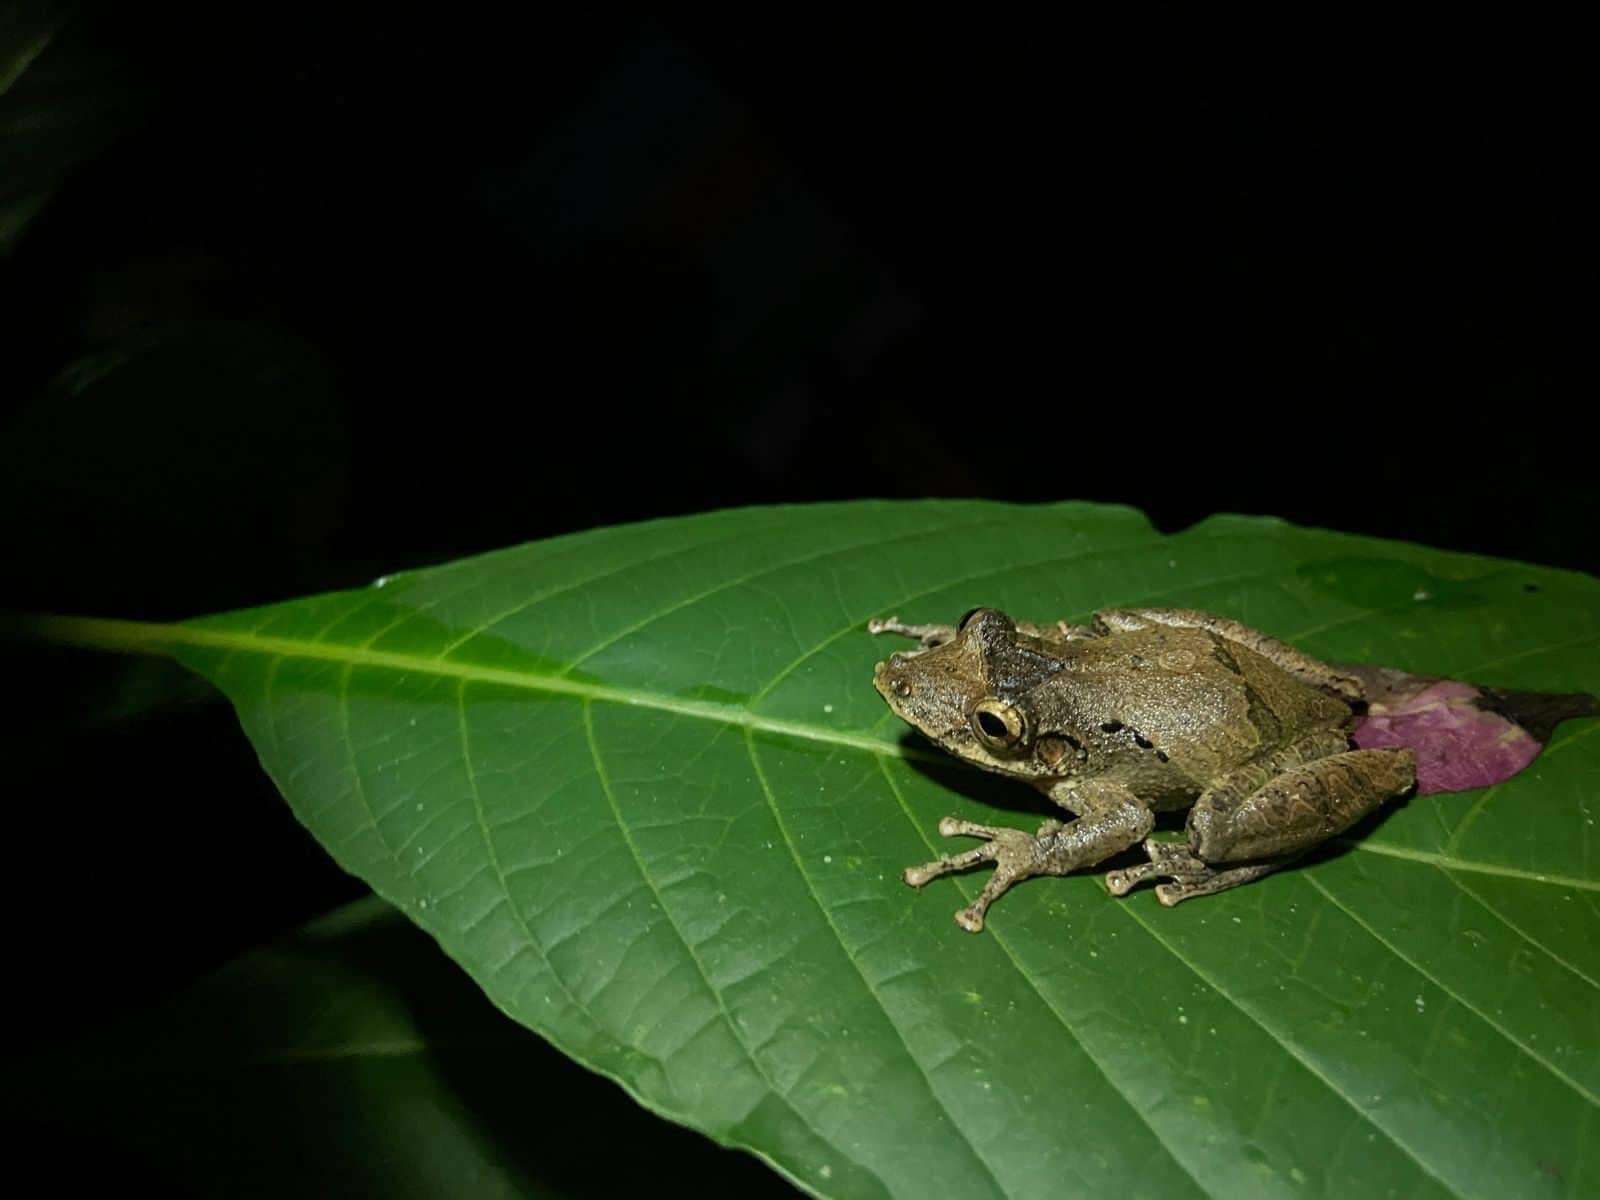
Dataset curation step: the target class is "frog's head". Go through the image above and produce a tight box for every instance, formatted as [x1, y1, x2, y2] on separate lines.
[873, 608, 1082, 780]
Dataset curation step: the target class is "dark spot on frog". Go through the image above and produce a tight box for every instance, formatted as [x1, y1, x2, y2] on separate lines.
[1100, 721, 1124, 733]
[1239, 678, 1284, 745]
[1129, 654, 1146, 668]
[1127, 728, 1167, 759]
[1207, 637, 1243, 678]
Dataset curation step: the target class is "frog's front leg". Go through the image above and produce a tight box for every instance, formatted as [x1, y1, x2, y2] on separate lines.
[903, 781, 1154, 932]
[867, 615, 957, 653]
[1115, 746, 1415, 906]
[870, 613, 1092, 654]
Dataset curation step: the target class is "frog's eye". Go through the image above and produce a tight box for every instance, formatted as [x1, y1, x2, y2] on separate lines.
[970, 698, 1028, 751]
[958, 608, 1015, 637]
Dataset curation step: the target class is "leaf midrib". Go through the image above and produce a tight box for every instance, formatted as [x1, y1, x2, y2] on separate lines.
[34, 614, 1597, 895]
[34, 614, 930, 761]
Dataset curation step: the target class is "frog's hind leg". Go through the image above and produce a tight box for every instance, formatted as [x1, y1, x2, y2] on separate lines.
[1155, 860, 1295, 906]
[1112, 744, 1415, 906]
[1105, 839, 1207, 896]
[1189, 746, 1415, 863]
[1107, 837, 1301, 904]
[1105, 731, 1345, 896]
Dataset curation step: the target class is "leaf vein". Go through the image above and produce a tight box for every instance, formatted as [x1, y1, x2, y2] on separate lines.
[875, 759, 1209, 1198]
[437, 522, 774, 658]
[1339, 839, 1600, 893]
[583, 703, 884, 1194]
[1303, 873, 1598, 1107]
[562, 514, 1016, 675]
[1437, 866, 1600, 993]
[1112, 896, 1461, 1193]
[748, 531, 1172, 706]
[745, 733, 1008, 1199]
[455, 680, 616, 1042]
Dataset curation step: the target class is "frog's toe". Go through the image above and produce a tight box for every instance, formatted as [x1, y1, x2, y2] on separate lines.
[904, 846, 989, 887]
[939, 816, 1011, 839]
[954, 904, 986, 933]
[1105, 865, 1144, 896]
[1155, 883, 1188, 907]
[1106, 839, 1208, 897]
[901, 820, 1050, 931]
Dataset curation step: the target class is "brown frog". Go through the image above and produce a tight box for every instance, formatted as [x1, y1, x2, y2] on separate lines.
[870, 606, 1415, 932]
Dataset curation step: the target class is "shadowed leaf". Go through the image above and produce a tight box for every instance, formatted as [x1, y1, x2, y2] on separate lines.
[10, 894, 795, 1198]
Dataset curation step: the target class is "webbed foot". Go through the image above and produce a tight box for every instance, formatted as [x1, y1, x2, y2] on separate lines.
[1104, 838, 1290, 906]
[1104, 838, 1207, 896]
[905, 792, 1153, 932]
[903, 817, 1058, 933]
[1155, 862, 1287, 905]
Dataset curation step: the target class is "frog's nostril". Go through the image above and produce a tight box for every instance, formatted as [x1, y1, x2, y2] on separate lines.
[874, 660, 913, 697]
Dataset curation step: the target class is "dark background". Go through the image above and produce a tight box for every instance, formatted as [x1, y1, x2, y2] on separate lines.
[2, 3, 1590, 1193]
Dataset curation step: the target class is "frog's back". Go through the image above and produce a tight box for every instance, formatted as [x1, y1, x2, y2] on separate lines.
[1204, 629, 1353, 744]
[1063, 626, 1352, 780]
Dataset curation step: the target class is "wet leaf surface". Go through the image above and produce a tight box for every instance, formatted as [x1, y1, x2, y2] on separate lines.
[41, 502, 1600, 1197]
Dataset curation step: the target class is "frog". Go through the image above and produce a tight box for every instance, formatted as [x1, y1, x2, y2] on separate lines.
[870, 606, 1416, 932]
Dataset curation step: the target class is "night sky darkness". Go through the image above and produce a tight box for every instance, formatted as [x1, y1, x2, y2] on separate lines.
[2, 5, 1590, 1192]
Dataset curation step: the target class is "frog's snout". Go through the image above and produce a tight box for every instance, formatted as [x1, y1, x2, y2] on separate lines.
[874, 656, 914, 700]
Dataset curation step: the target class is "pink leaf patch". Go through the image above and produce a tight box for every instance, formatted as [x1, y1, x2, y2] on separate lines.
[1341, 663, 1596, 794]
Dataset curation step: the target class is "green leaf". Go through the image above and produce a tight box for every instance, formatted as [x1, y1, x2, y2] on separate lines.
[13, 893, 792, 1198]
[40, 502, 1600, 1198]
